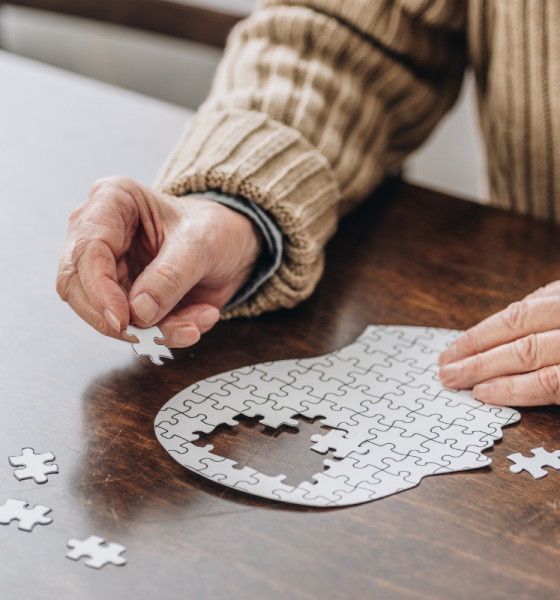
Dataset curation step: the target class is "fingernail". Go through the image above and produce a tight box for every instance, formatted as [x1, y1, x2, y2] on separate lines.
[474, 383, 493, 401]
[173, 326, 201, 347]
[439, 343, 458, 365]
[198, 307, 220, 331]
[132, 293, 159, 323]
[439, 363, 460, 386]
[104, 309, 121, 332]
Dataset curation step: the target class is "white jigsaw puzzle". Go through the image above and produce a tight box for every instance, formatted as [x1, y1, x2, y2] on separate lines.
[8, 448, 59, 483]
[0, 499, 52, 531]
[125, 324, 173, 366]
[154, 326, 521, 507]
[507, 447, 560, 479]
[66, 535, 126, 569]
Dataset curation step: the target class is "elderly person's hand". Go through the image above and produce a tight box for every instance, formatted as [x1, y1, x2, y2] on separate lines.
[56, 176, 262, 348]
[439, 282, 560, 406]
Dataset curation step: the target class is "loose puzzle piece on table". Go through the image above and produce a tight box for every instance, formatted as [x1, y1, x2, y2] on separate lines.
[66, 535, 126, 569]
[0, 499, 52, 531]
[507, 447, 560, 479]
[125, 325, 173, 366]
[8, 448, 58, 483]
[154, 325, 521, 507]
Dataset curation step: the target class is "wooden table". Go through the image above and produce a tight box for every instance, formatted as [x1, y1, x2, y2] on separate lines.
[2, 50, 560, 600]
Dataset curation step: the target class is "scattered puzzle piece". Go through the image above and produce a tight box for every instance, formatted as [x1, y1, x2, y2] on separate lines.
[0, 499, 52, 531]
[8, 448, 58, 484]
[125, 324, 173, 366]
[507, 447, 560, 479]
[66, 535, 126, 569]
[155, 325, 520, 507]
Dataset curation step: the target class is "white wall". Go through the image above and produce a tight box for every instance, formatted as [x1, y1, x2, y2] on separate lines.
[0, 5, 223, 109]
[0, 4, 487, 202]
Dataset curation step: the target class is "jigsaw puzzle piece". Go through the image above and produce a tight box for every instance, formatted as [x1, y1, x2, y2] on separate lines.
[241, 399, 300, 427]
[8, 448, 58, 484]
[396, 366, 442, 396]
[253, 360, 301, 385]
[156, 412, 215, 443]
[507, 447, 560, 479]
[411, 439, 491, 471]
[0, 499, 52, 531]
[125, 324, 173, 365]
[345, 369, 414, 398]
[66, 535, 126, 569]
[154, 407, 186, 425]
[353, 468, 417, 501]
[408, 392, 480, 426]
[452, 403, 521, 439]
[204, 459, 260, 489]
[284, 368, 349, 401]
[299, 398, 359, 428]
[354, 397, 418, 431]
[391, 342, 441, 372]
[350, 441, 409, 472]
[365, 429, 434, 457]
[298, 472, 357, 504]
[430, 423, 493, 453]
[240, 376, 289, 403]
[380, 454, 451, 484]
[154, 432, 189, 454]
[321, 456, 382, 490]
[185, 398, 239, 427]
[310, 429, 369, 458]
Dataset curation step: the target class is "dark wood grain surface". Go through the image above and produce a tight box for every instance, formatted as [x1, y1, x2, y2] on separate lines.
[3, 0, 244, 47]
[2, 52, 560, 600]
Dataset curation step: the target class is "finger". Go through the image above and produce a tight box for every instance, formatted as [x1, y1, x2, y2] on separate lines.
[439, 330, 560, 389]
[473, 366, 560, 407]
[58, 238, 126, 335]
[59, 271, 126, 342]
[439, 296, 560, 365]
[157, 304, 220, 348]
[69, 177, 146, 332]
[523, 280, 560, 301]
[128, 235, 208, 327]
[74, 238, 130, 332]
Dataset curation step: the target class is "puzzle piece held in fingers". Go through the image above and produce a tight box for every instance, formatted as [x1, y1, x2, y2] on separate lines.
[125, 324, 173, 366]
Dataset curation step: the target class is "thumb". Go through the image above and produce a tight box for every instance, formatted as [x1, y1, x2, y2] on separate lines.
[128, 236, 207, 327]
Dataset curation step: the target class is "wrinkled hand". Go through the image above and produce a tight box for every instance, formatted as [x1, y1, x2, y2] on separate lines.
[56, 176, 262, 347]
[439, 281, 560, 406]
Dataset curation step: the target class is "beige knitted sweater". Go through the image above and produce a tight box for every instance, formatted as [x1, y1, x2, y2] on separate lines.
[155, 0, 560, 318]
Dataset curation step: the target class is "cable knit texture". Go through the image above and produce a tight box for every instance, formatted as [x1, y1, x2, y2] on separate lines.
[155, 0, 559, 318]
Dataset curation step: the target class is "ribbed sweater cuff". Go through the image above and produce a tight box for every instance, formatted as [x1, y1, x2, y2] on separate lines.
[154, 109, 341, 319]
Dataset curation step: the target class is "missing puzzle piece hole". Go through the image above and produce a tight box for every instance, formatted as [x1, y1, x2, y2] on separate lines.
[191, 414, 339, 488]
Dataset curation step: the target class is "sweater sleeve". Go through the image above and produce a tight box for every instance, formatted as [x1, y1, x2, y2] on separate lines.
[154, 0, 467, 319]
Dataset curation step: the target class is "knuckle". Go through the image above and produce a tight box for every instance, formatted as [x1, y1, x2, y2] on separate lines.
[512, 334, 539, 370]
[537, 366, 560, 398]
[69, 203, 86, 222]
[525, 286, 546, 300]
[153, 260, 184, 295]
[55, 273, 70, 301]
[89, 175, 132, 198]
[461, 328, 480, 355]
[469, 352, 485, 377]
[502, 301, 529, 333]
